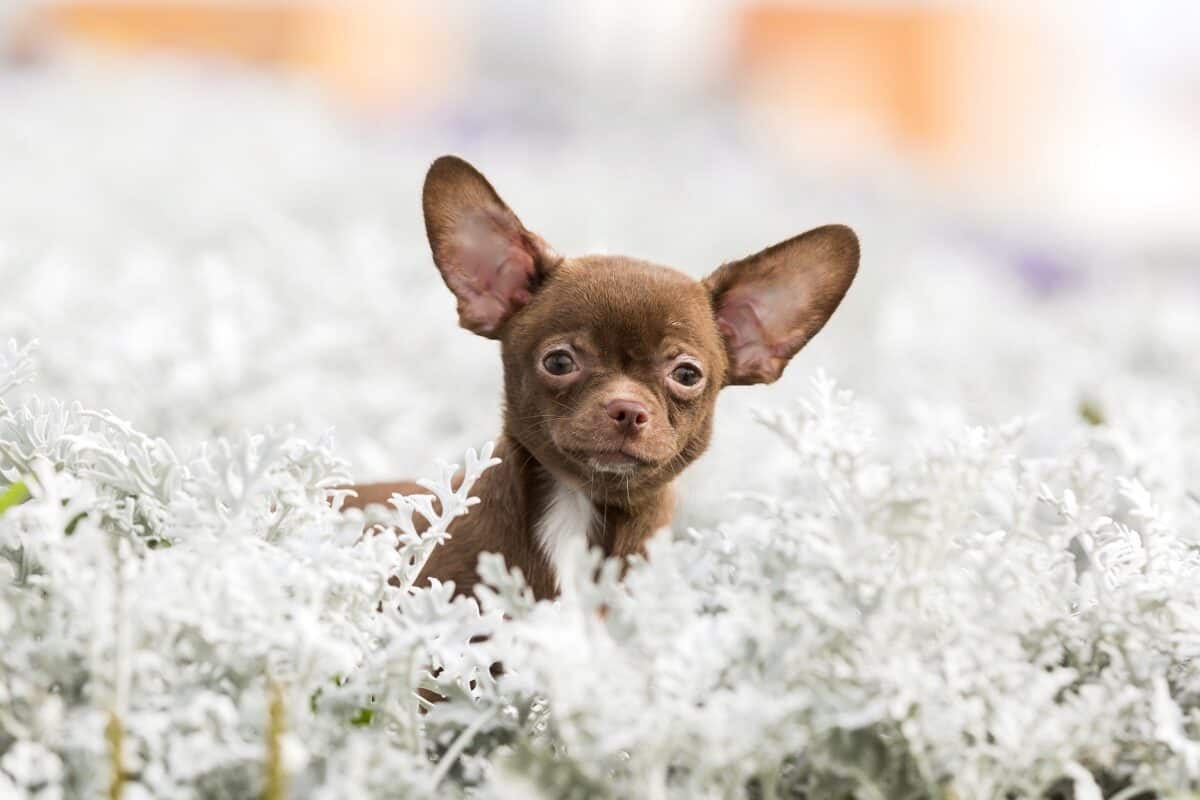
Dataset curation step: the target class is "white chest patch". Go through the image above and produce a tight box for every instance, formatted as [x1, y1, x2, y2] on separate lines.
[534, 480, 598, 592]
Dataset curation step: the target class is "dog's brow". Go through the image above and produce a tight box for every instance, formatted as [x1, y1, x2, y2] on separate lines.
[660, 336, 701, 357]
[536, 332, 591, 354]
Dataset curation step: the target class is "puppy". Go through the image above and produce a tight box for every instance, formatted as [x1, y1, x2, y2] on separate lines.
[344, 156, 858, 600]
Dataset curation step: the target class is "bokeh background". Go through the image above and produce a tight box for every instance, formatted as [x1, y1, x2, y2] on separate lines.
[1, 1, 1197, 525]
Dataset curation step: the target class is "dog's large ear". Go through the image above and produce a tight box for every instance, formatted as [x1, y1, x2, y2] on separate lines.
[704, 225, 859, 386]
[422, 155, 560, 338]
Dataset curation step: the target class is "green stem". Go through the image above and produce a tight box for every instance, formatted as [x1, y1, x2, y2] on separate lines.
[264, 681, 287, 800]
[105, 710, 124, 800]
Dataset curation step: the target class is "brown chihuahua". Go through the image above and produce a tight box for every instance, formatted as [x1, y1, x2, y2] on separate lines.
[344, 156, 859, 601]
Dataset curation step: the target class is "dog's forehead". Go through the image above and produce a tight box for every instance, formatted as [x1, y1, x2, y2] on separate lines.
[540, 255, 715, 335]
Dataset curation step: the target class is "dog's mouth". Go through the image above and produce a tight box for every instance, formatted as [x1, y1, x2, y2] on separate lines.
[561, 446, 654, 475]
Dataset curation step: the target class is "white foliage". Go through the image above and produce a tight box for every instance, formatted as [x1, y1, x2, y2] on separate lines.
[1, 64, 1199, 798]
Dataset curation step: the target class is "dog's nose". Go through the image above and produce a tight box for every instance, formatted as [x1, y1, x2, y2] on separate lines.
[605, 399, 650, 436]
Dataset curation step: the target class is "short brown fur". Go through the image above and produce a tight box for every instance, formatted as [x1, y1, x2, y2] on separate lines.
[342, 156, 860, 601]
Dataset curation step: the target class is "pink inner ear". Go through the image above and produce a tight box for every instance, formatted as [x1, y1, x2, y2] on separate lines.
[442, 208, 537, 336]
[715, 287, 807, 384]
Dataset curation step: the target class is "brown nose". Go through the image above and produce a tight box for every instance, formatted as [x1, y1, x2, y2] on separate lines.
[605, 398, 650, 436]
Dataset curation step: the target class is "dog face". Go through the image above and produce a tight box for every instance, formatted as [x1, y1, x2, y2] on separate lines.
[422, 156, 858, 502]
[499, 255, 727, 497]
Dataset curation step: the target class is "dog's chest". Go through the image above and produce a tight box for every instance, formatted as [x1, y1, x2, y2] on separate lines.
[534, 480, 599, 592]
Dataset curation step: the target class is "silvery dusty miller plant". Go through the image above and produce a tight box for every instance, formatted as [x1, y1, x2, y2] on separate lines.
[3, 334, 1200, 799]
[2, 64, 1199, 800]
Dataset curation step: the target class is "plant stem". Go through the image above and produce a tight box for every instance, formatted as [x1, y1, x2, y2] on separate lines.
[106, 710, 123, 800]
[264, 681, 287, 800]
[429, 705, 499, 792]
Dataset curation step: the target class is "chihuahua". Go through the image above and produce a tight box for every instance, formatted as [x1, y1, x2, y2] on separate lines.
[344, 156, 859, 601]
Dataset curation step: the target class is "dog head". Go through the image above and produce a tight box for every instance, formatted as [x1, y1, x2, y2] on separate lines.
[422, 155, 858, 503]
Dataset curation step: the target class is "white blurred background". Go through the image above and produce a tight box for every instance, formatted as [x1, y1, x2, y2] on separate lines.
[0, 1, 1197, 525]
[7, 1, 1198, 244]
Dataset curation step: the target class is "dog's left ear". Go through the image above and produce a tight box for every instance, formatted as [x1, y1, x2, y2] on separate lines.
[704, 224, 859, 386]
[423, 155, 561, 338]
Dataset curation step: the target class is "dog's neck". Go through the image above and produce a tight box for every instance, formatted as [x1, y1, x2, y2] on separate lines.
[494, 435, 674, 593]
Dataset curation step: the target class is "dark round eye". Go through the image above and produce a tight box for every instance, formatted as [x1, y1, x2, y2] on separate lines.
[670, 363, 703, 387]
[542, 350, 578, 376]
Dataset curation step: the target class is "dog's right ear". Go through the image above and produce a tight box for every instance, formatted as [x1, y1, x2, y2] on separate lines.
[422, 155, 560, 338]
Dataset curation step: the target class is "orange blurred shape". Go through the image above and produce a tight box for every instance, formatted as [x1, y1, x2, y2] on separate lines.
[34, 2, 458, 108]
[735, 4, 1052, 180]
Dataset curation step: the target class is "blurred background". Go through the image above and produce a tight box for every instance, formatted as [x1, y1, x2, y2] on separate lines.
[1, 1, 1197, 523]
[7, 0, 1200, 245]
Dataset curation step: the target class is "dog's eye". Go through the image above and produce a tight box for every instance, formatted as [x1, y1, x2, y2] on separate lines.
[542, 350, 578, 376]
[670, 363, 703, 387]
